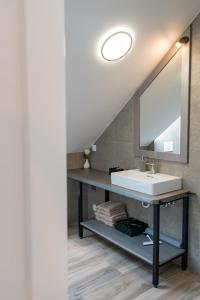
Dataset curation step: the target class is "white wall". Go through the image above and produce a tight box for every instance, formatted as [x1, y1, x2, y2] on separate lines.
[0, 1, 67, 299]
[0, 1, 27, 299]
[25, 0, 67, 299]
[66, 0, 200, 153]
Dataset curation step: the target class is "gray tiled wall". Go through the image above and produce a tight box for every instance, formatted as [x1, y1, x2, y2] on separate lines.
[68, 14, 200, 274]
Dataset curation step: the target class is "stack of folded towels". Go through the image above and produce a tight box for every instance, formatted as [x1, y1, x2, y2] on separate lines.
[94, 202, 127, 227]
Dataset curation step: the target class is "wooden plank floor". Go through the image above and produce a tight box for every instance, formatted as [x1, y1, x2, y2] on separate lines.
[68, 226, 200, 300]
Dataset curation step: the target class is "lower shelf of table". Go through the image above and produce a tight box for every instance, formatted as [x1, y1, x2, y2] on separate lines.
[81, 219, 185, 266]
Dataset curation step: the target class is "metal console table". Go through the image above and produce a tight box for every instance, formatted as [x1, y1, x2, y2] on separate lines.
[68, 168, 192, 288]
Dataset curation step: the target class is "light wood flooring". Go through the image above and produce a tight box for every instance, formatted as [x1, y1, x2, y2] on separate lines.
[68, 226, 200, 300]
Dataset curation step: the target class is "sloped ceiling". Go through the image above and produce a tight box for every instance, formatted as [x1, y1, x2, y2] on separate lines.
[66, 0, 200, 153]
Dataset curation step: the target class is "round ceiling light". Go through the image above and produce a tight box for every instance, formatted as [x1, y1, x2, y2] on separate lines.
[101, 31, 133, 61]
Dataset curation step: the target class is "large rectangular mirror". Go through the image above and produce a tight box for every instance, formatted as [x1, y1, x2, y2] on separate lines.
[134, 27, 191, 163]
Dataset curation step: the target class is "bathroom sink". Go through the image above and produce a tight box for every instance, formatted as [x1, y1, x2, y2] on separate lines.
[111, 169, 182, 195]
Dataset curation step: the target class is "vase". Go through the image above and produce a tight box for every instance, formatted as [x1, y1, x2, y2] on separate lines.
[83, 158, 90, 169]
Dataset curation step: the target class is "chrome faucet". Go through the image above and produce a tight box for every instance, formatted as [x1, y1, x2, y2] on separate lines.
[145, 160, 158, 174]
[139, 156, 159, 174]
[139, 155, 147, 172]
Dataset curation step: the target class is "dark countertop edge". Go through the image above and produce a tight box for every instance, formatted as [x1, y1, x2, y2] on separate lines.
[67, 168, 191, 204]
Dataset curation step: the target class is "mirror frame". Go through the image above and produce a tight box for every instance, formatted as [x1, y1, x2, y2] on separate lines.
[134, 26, 191, 163]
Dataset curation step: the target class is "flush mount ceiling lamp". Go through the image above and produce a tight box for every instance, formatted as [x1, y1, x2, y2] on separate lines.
[101, 31, 133, 61]
[175, 36, 189, 48]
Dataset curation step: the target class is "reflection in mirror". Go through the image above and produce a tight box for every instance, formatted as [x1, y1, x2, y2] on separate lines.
[135, 27, 190, 163]
[140, 49, 182, 154]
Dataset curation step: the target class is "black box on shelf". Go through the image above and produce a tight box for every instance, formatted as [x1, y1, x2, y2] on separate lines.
[115, 218, 148, 237]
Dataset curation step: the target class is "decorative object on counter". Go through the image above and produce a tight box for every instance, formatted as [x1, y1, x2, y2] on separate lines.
[115, 217, 148, 237]
[109, 167, 124, 175]
[83, 148, 91, 169]
[93, 201, 127, 227]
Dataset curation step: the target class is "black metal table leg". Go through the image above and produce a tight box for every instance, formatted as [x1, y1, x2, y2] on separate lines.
[78, 182, 83, 239]
[153, 204, 160, 288]
[181, 196, 189, 270]
[105, 190, 109, 202]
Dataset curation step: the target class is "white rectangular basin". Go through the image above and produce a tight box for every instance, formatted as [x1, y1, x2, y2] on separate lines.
[111, 169, 182, 195]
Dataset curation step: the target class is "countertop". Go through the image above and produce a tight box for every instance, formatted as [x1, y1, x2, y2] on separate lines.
[67, 168, 190, 204]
